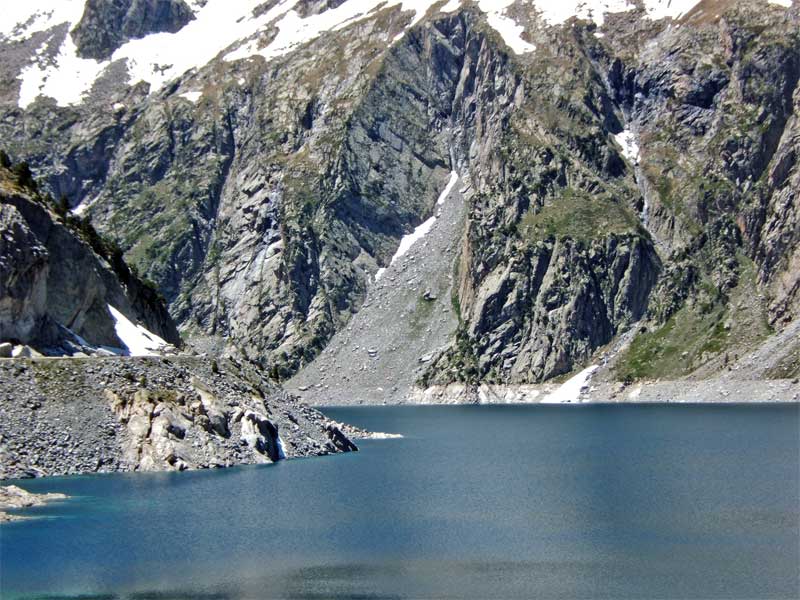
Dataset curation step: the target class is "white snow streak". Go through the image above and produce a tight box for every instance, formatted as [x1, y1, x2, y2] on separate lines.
[541, 365, 599, 404]
[614, 128, 639, 163]
[767, 0, 792, 7]
[179, 91, 203, 103]
[393, 216, 436, 262]
[107, 305, 168, 356]
[437, 171, 459, 205]
[641, 0, 701, 20]
[376, 171, 459, 281]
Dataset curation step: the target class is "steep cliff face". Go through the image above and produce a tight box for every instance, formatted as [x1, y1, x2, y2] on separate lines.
[1, 0, 798, 390]
[596, 0, 800, 380]
[71, 0, 196, 60]
[0, 164, 180, 354]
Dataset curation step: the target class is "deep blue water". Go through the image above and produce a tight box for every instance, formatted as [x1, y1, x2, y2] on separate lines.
[1, 404, 798, 599]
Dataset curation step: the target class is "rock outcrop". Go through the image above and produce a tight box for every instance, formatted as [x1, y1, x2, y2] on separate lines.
[71, 0, 196, 60]
[0, 164, 180, 354]
[0, 485, 67, 523]
[0, 355, 357, 480]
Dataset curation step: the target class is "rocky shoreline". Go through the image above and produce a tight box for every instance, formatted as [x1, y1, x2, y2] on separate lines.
[407, 378, 800, 405]
[0, 485, 66, 523]
[0, 356, 358, 480]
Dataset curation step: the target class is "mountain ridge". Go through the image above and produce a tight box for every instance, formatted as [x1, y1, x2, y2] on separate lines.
[1, 0, 798, 404]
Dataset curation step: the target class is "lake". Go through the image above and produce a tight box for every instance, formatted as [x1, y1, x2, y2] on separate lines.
[1, 404, 798, 599]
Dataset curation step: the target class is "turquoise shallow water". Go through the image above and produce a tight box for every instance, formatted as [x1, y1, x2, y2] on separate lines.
[1, 403, 798, 599]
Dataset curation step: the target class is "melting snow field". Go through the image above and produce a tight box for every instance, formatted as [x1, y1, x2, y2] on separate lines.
[107, 305, 168, 357]
[437, 171, 459, 205]
[3, 0, 742, 110]
[376, 171, 458, 281]
[614, 128, 640, 164]
[540, 365, 599, 404]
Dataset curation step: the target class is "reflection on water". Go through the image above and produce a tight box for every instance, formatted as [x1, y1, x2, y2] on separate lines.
[2, 404, 799, 600]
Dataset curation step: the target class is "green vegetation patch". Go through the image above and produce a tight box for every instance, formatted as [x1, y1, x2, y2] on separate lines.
[615, 255, 773, 381]
[614, 304, 727, 382]
[519, 189, 643, 243]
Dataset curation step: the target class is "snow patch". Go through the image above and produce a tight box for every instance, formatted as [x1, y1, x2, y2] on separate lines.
[12, 0, 705, 109]
[376, 171, 459, 281]
[530, 0, 633, 27]
[0, 1, 85, 42]
[107, 305, 168, 356]
[476, 1, 535, 53]
[767, 0, 792, 7]
[17, 0, 299, 109]
[541, 365, 599, 404]
[179, 91, 202, 103]
[614, 128, 639, 164]
[18, 34, 106, 108]
[437, 171, 459, 205]
[641, 0, 701, 20]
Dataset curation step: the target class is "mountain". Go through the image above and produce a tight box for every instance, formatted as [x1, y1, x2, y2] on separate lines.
[1, 0, 798, 402]
[0, 159, 359, 480]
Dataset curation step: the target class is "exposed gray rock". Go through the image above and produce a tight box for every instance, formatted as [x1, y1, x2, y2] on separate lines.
[0, 166, 180, 353]
[0, 355, 357, 479]
[71, 0, 196, 60]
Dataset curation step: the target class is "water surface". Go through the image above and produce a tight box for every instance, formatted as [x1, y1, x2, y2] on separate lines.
[1, 404, 798, 599]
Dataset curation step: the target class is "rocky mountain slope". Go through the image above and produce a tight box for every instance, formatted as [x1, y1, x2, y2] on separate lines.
[1, 0, 798, 403]
[0, 161, 180, 355]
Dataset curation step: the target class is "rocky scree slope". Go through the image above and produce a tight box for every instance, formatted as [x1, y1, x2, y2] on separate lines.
[0, 355, 357, 480]
[1, 0, 798, 396]
[0, 161, 180, 355]
[287, 172, 469, 405]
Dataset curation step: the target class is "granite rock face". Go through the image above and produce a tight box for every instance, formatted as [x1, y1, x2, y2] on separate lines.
[1, 0, 798, 392]
[72, 0, 195, 60]
[0, 166, 179, 353]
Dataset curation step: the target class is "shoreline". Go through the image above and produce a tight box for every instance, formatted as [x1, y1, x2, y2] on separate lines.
[0, 485, 67, 523]
[394, 378, 800, 406]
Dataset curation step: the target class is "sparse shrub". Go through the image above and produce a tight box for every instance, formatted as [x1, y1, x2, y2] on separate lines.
[56, 196, 69, 219]
[13, 161, 36, 190]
